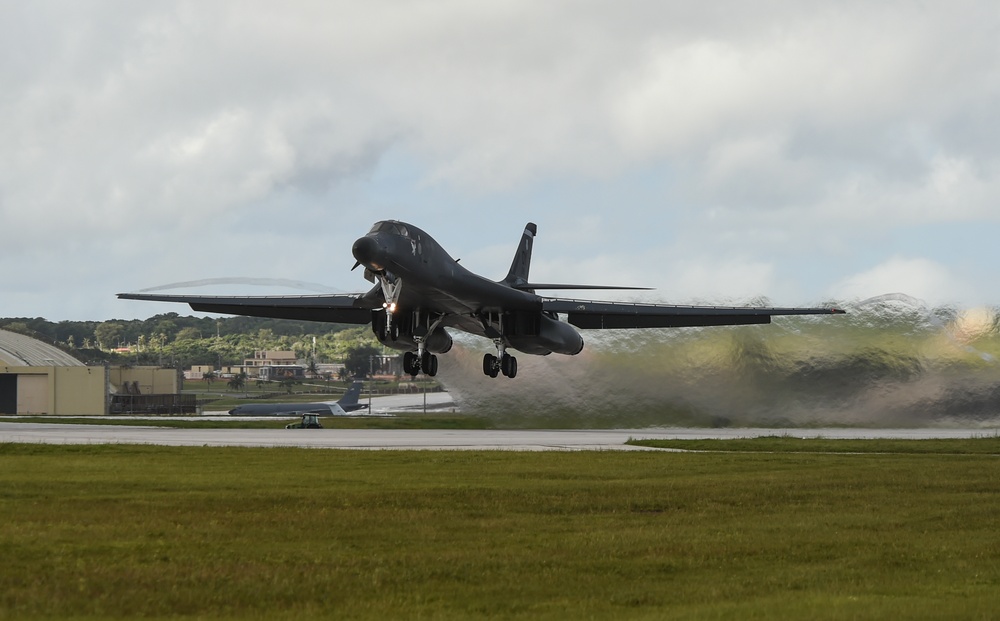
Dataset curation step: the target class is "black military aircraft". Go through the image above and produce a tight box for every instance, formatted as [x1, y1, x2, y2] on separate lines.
[119, 220, 844, 379]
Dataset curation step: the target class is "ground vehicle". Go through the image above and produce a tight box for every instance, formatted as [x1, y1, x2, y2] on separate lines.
[285, 413, 323, 429]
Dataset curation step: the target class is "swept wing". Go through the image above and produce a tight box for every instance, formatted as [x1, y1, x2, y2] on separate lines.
[116, 292, 374, 323]
[116, 293, 844, 329]
[541, 297, 844, 329]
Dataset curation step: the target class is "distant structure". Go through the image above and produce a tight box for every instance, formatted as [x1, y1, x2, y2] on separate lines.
[0, 328, 99, 415]
[243, 350, 304, 380]
[0, 329, 189, 415]
[0, 329, 83, 367]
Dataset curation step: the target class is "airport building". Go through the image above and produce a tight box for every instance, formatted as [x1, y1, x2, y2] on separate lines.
[0, 329, 189, 415]
[243, 350, 300, 378]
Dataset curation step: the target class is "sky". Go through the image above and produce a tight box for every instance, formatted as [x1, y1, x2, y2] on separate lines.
[3, 1, 1000, 322]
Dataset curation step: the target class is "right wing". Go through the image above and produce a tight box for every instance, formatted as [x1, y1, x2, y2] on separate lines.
[541, 298, 845, 329]
[116, 292, 375, 324]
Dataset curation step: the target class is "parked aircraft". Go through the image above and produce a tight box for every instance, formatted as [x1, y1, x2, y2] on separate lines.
[228, 381, 367, 416]
[119, 220, 844, 379]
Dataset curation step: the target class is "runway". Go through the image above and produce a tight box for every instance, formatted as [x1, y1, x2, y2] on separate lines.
[1, 422, 996, 451]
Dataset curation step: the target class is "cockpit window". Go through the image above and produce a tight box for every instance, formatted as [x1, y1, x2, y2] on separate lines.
[369, 221, 410, 238]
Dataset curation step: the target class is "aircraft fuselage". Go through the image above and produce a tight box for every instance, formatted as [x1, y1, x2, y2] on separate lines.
[351, 221, 583, 362]
[353, 224, 541, 314]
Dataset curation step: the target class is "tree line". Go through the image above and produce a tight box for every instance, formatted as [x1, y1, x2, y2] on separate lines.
[0, 313, 381, 369]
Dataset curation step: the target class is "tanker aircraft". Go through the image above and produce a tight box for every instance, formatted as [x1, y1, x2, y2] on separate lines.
[228, 381, 367, 416]
[119, 220, 844, 379]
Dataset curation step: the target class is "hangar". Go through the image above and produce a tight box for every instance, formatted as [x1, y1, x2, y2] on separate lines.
[0, 329, 188, 415]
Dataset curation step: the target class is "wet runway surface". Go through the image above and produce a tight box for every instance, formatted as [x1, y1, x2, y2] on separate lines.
[1, 423, 996, 451]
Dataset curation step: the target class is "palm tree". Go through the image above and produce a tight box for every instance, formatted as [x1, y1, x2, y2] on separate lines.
[202, 370, 217, 392]
[227, 372, 248, 396]
[279, 377, 297, 394]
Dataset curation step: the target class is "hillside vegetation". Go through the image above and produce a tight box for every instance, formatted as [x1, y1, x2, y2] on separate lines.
[0, 313, 379, 368]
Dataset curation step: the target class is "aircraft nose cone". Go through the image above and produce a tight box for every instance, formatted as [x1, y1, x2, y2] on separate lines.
[352, 235, 383, 270]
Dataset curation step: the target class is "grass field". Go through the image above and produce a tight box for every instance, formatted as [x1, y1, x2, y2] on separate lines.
[628, 435, 1000, 454]
[2, 442, 999, 619]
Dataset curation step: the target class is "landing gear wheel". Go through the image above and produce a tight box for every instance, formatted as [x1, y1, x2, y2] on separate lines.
[482, 353, 499, 378]
[420, 350, 439, 377]
[500, 353, 512, 377]
[403, 351, 418, 377]
[499, 352, 518, 378]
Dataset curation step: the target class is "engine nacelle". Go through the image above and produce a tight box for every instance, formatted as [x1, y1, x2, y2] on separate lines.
[425, 326, 453, 354]
[508, 313, 584, 356]
[538, 314, 584, 355]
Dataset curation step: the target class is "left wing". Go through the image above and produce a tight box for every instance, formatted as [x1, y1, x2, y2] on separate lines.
[541, 298, 844, 329]
[116, 292, 375, 324]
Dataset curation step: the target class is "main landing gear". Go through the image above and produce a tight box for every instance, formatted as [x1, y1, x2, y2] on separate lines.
[482, 349, 517, 378]
[403, 350, 438, 377]
[478, 313, 517, 379]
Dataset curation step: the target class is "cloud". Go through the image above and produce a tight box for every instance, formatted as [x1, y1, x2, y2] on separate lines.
[829, 257, 973, 306]
[2, 1, 1000, 318]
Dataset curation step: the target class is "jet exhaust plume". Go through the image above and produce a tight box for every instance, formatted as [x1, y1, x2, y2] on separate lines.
[436, 295, 1000, 428]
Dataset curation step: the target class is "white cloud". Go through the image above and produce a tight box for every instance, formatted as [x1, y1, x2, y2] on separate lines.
[829, 257, 973, 306]
[2, 1, 1000, 318]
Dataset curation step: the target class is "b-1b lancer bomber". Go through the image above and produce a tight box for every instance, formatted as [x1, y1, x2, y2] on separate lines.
[119, 221, 844, 379]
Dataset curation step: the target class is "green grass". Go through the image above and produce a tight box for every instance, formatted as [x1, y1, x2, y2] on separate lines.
[1, 443, 999, 619]
[628, 435, 1000, 454]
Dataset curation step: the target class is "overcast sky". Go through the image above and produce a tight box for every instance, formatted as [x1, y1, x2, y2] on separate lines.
[3, 1, 999, 321]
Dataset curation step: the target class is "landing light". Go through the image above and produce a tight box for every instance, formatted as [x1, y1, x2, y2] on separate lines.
[383, 302, 397, 313]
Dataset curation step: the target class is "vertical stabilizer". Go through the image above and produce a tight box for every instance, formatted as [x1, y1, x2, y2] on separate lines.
[504, 223, 536, 287]
[339, 381, 363, 406]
